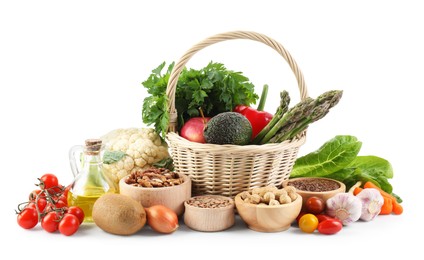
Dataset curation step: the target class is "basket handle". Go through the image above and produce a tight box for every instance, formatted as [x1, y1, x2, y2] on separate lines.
[165, 30, 308, 133]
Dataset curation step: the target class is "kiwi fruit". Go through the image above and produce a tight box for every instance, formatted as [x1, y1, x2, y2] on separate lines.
[92, 193, 146, 235]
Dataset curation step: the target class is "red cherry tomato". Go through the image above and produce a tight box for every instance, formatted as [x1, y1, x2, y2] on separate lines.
[36, 198, 48, 213]
[40, 173, 60, 193]
[41, 211, 61, 233]
[17, 208, 39, 229]
[296, 211, 307, 225]
[67, 206, 85, 224]
[318, 219, 343, 235]
[58, 214, 79, 236]
[316, 214, 333, 223]
[58, 194, 68, 206]
[29, 189, 45, 201]
[305, 196, 325, 214]
[55, 200, 67, 209]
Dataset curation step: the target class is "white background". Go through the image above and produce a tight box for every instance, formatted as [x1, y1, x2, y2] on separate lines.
[1, 0, 422, 259]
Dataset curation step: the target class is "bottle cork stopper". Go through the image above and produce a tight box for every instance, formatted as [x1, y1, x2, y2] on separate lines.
[85, 139, 102, 154]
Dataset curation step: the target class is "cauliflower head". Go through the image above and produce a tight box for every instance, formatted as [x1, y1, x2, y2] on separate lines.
[101, 128, 170, 189]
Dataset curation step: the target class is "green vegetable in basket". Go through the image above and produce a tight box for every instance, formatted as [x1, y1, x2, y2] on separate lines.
[142, 61, 259, 138]
[290, 135, 401, 202]
[252, 90, 343, 144]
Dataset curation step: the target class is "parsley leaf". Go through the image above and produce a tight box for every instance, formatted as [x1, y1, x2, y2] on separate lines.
[141, 61, 260, 138]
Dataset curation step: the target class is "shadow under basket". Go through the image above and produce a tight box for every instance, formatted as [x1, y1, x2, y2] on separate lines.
[167, 132, 306, 197]
[164, 31, 310, 197]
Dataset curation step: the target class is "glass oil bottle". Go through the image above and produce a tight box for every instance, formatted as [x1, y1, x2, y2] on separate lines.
[68, 139, 115, 222]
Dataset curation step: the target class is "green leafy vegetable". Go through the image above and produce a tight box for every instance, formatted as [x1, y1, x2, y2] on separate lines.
[290, 135, 362, 178]
[337, 156, 394, 193]
[103, 151, 127, 165]
[290, 135, 400, 200]
[142, 61, 259, 138]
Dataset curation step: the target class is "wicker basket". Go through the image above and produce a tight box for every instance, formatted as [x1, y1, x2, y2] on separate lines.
[165, 31, 308, 197]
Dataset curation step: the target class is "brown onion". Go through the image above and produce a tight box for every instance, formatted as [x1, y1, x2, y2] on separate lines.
[145, 205, 179, 234]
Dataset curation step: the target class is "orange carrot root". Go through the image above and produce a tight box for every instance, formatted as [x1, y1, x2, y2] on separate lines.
[364, 181, 403, 215]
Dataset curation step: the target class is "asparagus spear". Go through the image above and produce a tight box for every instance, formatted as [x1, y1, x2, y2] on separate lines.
[268, 90, 343, 143]
[251, 90, 291, 144]
[257, 97, 315, 144]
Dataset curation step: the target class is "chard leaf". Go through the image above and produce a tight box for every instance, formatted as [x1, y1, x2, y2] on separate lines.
[325, 168, 360, 182]
[344, 155, 394, 193]
[103, 151, 127, 164]
[348, 155, 393, 179]
[290, 135, 362, 178]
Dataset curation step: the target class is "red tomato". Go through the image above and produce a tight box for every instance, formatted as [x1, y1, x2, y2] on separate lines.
[62, 185, 71, 198]
[36, 198, 48, 213]
[55, 200, 67, 209]
[40, 173, 60, 193]
[17, 208, 39, 229]
[67, 206, 85, 224]
[318, 219, 343, 235]
[29, 189, 45, 201]
[41, 211, 61, 233]
[58, 214, 79, 236]
[296, 211, 307, 224]
[316, 214, 333, 223]
[305, 196, 325, 214]
[58, 194, 68, 206]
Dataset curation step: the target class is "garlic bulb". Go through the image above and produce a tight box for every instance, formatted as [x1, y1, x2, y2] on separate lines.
[326, 193, 362, 225]
[356, 188, 384, 221]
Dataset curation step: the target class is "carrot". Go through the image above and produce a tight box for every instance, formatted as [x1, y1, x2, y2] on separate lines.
[353, 187, 363, 196]
[363, 181, 403, 215]
[380, 196, 393, 215]
[392, 202, 404, 215]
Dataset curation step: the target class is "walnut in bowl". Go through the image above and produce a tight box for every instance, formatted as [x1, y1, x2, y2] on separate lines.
[119, 167, 191, 216]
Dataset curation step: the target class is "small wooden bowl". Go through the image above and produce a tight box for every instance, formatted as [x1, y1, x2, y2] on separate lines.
[184, 195, 235, 232]
[234, 192, 302, 232]
[282, 177, 346, 211]
[119, 174, 191, 216]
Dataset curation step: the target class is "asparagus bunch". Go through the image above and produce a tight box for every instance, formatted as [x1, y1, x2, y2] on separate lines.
[253, 90, 343, 144]
[252, 90, 291, 143]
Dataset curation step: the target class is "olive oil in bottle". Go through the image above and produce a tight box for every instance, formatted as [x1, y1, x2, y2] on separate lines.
[68, 139, 115, 222]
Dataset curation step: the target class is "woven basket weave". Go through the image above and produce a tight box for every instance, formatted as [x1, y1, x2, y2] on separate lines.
[165, 31, 308, 197]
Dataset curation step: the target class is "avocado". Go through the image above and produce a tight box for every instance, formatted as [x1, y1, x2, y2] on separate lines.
[204, 112, 252, 145]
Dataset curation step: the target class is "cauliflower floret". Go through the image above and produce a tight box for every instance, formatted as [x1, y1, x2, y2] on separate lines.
[101, 128, 170, 190]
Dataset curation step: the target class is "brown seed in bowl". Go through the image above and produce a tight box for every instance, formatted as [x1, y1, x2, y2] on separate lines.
[287, 178, 340, 192]
[186, 195, 233, 209]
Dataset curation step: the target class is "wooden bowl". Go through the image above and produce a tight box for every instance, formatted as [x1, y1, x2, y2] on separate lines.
[119, 174, 191, 216]
[234, 192, 302, 232]
[282, 177, 346, 211]
[184, 195, 235, 232]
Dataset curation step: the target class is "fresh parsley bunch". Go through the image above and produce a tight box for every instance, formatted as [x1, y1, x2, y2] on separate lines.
[142, 61, 259, 138]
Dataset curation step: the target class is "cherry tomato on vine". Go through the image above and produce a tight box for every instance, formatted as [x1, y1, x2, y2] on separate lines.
[305, 196, 325, 214]
[318, 219, 343, 235]
[41, 211, 61, 233]
[298, 213, 319, 233]
[17, 208, 38, 229]
[58, 214, 79, 236]
[36, 198, 47, 213]
[67, 206, 84, 224]
[40, 173, 59, 193]
[55, 200, 67, 209]
[57, 194, 68, 206]
[29, 189, 45, 201]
